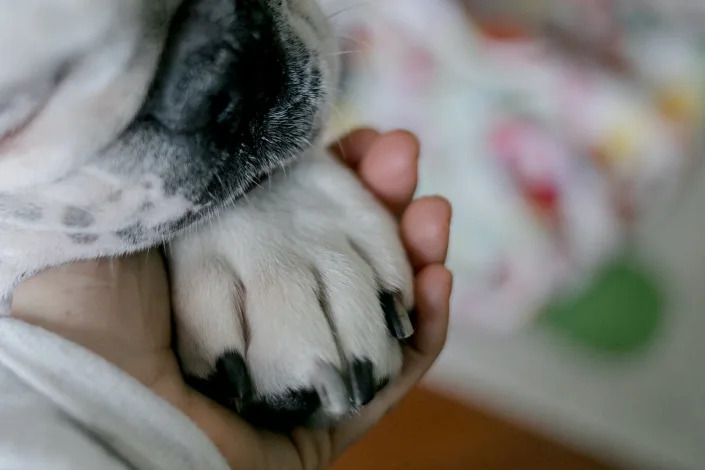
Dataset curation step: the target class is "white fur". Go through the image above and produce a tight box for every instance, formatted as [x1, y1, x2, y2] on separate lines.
[170, 151, 413, 397]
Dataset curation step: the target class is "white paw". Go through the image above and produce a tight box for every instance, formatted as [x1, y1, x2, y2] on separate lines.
[168, 152, 414, 428]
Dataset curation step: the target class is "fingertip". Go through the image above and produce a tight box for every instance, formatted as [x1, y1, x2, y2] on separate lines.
[358, 130, 420, 216]
[417, 264, 453, 313]
[367, 130, 420, 167]
[412, 264, 452, 355]
[402, 196, 452, 269]
[384, 129, 420, 151]
[330, 128, 381, 166]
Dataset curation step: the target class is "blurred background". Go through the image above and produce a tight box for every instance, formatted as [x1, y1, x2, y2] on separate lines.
[321, 1, 705, 469]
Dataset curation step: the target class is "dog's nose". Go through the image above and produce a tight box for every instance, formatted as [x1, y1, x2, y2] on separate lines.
[146, 46, 245, 134]
[144, 0, 283, 134]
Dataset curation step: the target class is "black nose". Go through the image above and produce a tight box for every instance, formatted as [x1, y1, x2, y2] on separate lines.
[144, 0, 284, 134]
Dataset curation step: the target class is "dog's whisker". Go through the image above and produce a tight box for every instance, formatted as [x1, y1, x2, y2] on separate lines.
[326, 1, 373, 20]
[325, 49, 363, 58]
[335, 33, 373, 50]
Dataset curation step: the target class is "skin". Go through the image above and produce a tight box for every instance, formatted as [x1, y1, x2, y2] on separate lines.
[11, 129, 453, 470]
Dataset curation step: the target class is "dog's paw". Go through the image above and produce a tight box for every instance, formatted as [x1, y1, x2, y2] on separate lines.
[168, 154, 414, 429]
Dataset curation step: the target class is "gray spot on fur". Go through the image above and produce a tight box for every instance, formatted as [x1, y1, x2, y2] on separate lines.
[107, 190, 123, 203]
[13, 204, 43, 222]
[62, 206, 95, 228]
[0, 194, 43, 222]
[69, 233, 99, 245]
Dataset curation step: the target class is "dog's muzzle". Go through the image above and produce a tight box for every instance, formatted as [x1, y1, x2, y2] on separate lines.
[99, 0, 326, 222]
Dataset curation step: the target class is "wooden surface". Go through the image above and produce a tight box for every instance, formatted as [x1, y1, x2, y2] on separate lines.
[333, 387, 617, 470]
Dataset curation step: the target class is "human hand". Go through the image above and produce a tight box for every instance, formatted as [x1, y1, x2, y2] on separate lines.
[12, 129, 453, 469]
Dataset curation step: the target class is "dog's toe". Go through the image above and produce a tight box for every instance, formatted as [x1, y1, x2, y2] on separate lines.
[242, 362, 351, 430]
[189, 357, 394, 431]
[348, 359, 376, 407]
[240, 361, 390, 430]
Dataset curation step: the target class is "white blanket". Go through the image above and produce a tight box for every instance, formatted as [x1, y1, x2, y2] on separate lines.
[0, 319, 228, 470]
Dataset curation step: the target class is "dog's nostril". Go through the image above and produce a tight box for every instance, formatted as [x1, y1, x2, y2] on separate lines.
[145, 43, 246, 133]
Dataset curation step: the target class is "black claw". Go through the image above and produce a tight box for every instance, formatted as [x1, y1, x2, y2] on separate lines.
[184, 351, 253, 412]
[380, 291, 398, 336]
[215, 351, 253, 402]
[408, 308, 418, 327]
[379, 290, 415, 340]
[240, 390, 322, 432]
[376, 376, 390, 393]
[349, 359, 375, 407]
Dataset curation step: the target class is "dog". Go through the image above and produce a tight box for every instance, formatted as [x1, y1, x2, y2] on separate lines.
[0, 0, 414, 429]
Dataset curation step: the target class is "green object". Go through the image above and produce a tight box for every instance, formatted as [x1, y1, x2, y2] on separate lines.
[542, 259, 664, 355]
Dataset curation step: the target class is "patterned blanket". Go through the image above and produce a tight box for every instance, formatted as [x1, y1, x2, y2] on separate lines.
[326, 0, 704, 331]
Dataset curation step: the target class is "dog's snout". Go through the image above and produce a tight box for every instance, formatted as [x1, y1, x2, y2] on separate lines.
[143, 0, 285, 135]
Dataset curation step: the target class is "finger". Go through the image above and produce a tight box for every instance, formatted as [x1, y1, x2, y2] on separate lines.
[331, 265, 452, 455]
[408, 264, 453, 356]
[401, 196, 452, 270]
[358, 130, 420, 217]
[329, 128, 380, 167]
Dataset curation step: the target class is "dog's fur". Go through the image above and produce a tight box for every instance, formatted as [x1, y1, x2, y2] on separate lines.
[0, 0, 413, 428]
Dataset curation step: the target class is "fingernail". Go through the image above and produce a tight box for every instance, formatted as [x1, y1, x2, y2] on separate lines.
[313, 363, 351, 419]
[348, 359, 375, 407]
[380, 291, 415, 340]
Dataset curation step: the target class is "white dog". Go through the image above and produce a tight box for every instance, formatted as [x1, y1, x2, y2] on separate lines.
[0, 0, 413, 429]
